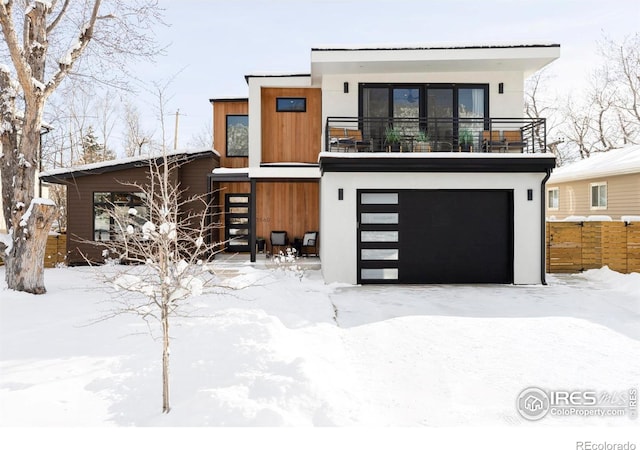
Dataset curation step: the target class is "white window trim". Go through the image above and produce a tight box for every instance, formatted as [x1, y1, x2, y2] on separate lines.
[547, 187, 559, 210]
[590, 182, 608, 210]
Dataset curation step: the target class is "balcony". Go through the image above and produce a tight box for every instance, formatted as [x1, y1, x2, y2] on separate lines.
[325, 117, 547, 154]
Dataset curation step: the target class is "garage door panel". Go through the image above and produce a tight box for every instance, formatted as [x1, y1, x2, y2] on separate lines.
[399, 190, 512, 283]
[358, 189, 513, 284]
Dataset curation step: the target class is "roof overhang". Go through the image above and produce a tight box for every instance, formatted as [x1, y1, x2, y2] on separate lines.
[40, 149, 219, 183]
[319, 152, 556, 174]
[311, 42, 560, 84]
[211, 165, 320, 181]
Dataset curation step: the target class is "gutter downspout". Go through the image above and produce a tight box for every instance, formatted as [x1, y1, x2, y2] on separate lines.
[540, 168, 552, 285]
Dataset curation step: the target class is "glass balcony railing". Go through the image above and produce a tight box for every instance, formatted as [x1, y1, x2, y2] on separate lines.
[325, 117, 547, 154]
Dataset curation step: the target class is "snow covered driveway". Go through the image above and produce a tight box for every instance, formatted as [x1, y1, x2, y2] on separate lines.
[0, 265, 638, 426]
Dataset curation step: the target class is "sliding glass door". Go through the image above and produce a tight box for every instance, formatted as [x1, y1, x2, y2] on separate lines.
[360, 84, 488, 151]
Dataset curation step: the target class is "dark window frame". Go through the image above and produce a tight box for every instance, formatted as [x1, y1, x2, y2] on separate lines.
[226, 114, 249, 157]
[276, 97, 307, 112]
[358, 83, 490, 121]
[93, 191, 148, 242]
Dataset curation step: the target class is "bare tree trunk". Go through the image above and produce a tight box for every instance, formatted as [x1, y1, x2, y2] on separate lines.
[161, 301, 170, 414]
[5, 202, 57, 293]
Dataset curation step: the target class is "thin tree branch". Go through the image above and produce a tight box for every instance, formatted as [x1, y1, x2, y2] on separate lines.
[0, 0, 33, 97]
[46, 0, 70, 34]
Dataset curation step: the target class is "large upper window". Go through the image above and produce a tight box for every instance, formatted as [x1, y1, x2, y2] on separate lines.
[359, 83, 488, 151]
[226, 115, 248, 157]
[590, 182, 607, 209]
[94, 192, 148, 241]
[547, 188, 559, 210]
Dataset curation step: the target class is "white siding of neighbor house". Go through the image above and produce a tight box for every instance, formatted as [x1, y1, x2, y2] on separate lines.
[546, 173, 640, 220]
[320, 171, 546, 285]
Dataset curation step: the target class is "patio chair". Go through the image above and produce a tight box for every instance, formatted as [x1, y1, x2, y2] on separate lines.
[301, 231, 318, 257]
[482, 130, 504, 152]
[503, 130, 527, 153]
[270, 230, 288, 255]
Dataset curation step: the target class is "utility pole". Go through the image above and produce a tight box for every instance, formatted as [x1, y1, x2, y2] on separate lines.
[174, 109, 180, 150]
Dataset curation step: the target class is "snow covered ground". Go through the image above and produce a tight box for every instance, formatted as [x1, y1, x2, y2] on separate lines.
[1, 261, 639, 434]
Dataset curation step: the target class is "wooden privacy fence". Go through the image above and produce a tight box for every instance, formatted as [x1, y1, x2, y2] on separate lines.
[0, 233, 66, 267]
[44, 233, 67, 268]
[546, 221, 640, 274]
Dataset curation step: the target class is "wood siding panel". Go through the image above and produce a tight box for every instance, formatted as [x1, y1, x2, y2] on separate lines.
[255, 181, 319, 250]
[213, 100, 249, 168]
[547, 173, 640, 220]
[261, 88, 322, 164]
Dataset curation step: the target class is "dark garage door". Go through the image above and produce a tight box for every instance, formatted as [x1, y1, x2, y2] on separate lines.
[358, 190, 513, 284]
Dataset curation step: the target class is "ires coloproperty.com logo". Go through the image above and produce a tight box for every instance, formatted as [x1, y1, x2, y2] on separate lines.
[516, 387, 637, 421]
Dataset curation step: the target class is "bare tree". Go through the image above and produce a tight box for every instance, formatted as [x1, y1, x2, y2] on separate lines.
[524, 68, 574, 165]
[0, 0, 163, 294]
[187, 119, 214, 149]
[122, 100, 153, 157]
[561, 33, 640, 158]
[91, 82, 222, 413]
[599, 32, 640, 144]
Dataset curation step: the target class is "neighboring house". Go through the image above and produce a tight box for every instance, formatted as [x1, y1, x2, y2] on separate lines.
[43, 42, 560, 285]
[546, 145, 640, 220]
[40, 149, 218, 264]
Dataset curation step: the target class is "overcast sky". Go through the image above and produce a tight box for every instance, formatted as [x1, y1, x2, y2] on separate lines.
[132, 0, 639, 148]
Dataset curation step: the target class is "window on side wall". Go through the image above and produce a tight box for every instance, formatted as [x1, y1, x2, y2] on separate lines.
[93, 192, 149, 241]
[590, 182, 607, 209]
[547, 187, 559, 210]
[276, 97, 306, 112]
[226, 115, 248, 157]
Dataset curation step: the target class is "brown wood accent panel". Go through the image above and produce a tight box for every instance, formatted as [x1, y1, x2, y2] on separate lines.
[261, 88, 322, 164]
[212, 100, 249, 168]
[255, 180, 319, 251]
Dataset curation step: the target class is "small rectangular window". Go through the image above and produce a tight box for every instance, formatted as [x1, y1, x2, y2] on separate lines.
[276, 97, 306, 112]
[547, 188, 559, 210]
[590, 182, 607, 209]
[361, 193, 398, 204]
[361, 231, 398, 242]
[361, 249, 399, 260]
[361, 268, 398, 280]
[226, 115, 248, 157]
[361, 213, 399, 224]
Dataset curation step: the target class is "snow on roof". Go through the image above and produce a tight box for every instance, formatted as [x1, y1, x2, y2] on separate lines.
[311, 41, 560, 51]
[212, 166, 320, 180]
[318, 151, 556, 160]
[40, 148, 219, 179]
[549, 145, 640, 184]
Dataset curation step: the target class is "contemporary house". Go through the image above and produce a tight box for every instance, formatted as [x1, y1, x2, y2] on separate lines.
[211, 43, 558, 285]
[546, 145, 640, 221]
[44, 42, 560, 285]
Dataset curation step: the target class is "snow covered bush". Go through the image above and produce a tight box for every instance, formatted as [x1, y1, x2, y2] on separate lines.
[271, 247, 304, 281]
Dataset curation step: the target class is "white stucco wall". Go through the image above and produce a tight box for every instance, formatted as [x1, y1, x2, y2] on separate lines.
[319, 71, 524, 150]
[320, 170, 546, 285]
